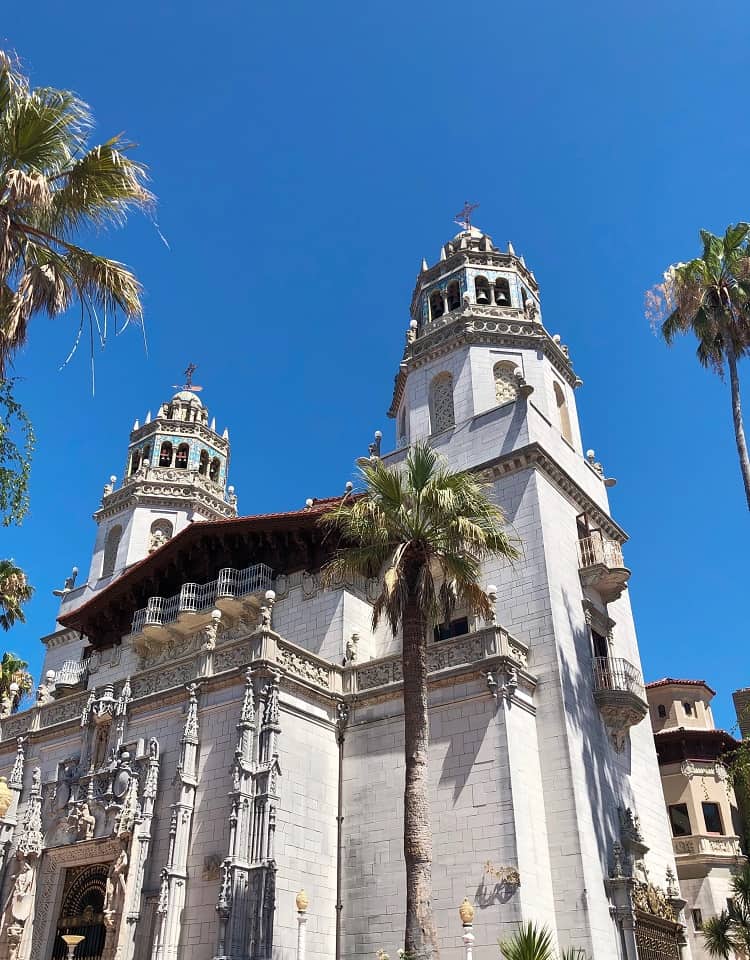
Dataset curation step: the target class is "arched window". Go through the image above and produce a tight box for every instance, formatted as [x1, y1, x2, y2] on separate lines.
[657, 704, 667, 719]
[474, 276, 491, 305]
[175, 443, 190, 469]
[102, 524, 122, 578]
[210, 457, 221, 482]
[159, 441, 173, 467]
[149, 518, 174, 553]
[398, 408, 407, 446]
[554, 381, 573, 444]
[493, 361, 519, 405]
[429, 373, 455, 434]
[199, 450, 209, 475]
[130, 449, 141, 475]
[494, 277, 511, 306]
[446, 280, 461, 312]
[142, 444, 152, 466]
[429, 290, 444, 320]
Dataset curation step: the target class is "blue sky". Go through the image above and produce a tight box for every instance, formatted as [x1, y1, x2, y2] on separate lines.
[2, 1, 748, 731]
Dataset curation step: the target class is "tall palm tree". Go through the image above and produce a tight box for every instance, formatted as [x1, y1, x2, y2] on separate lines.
[702, 863, 750, 957]
[323, 442, 519, 960]
[0, 48, 152, 373]
[0, 558, 32, 630]
[648, 223, 750, 509]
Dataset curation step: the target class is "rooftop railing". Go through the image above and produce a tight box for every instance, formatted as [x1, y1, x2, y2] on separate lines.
[131, 562, 273, 634]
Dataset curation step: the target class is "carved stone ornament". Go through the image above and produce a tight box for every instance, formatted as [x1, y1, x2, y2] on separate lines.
[631, 881, 677, 922]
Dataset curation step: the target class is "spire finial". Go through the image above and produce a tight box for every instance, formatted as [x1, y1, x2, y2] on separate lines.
[173, 363, 203, 393]
[454, 201, 479, 232]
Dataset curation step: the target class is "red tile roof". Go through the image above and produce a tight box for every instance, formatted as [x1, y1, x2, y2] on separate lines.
[645, 677, 716, 695]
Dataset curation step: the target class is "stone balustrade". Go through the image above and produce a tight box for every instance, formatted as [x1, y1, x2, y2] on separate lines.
[672, 834, 743, 859]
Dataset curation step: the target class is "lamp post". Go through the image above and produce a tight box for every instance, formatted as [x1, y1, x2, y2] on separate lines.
[459, 898, 475, 960]
[61, 934, 85, 959]
[296, 889, 309, 960]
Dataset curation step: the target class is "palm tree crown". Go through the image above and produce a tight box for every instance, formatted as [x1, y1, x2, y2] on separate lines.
[0, 649, 32, 712]
[0, 558, 32, 630]
[323, 442, 519, 960]
[323, 442, 519, 634]
[701, 863, 750, 957]
[0, 49, 153, 373]
[648, 222, 750, 508]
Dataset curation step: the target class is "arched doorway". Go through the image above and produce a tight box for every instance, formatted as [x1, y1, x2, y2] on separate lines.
[51, 863, 108, 958]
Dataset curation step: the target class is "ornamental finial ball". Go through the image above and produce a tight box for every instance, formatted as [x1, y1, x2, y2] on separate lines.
[305, 498, 314, 508]
[265, 590, 276, 603]
[458, 898, 475, 925]
[0, 777, 12, 818]
[211, 608, 222, 621]
[296, 889, 309, 913]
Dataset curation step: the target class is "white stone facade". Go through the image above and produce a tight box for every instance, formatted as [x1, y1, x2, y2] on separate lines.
[0, 225, 688, 960]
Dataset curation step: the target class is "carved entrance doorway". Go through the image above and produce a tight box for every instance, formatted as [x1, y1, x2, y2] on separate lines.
[50, 864, 108, 959]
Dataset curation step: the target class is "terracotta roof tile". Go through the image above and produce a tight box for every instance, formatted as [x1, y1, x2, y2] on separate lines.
[645, 677, 716, 695]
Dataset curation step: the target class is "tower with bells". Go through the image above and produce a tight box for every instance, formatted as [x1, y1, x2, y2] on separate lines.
[380, 209, 684, 957]
[85, 367, 237, 592]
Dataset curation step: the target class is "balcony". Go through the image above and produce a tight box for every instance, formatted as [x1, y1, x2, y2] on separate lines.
[54, 658, 90, 690]
[577, 534, 630, 602]
[131, 563, 274, 644]
[673, 834, 744, 862]
[592, 656, 648, 752]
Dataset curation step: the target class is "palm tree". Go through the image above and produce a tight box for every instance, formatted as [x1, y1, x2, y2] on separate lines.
[0, 650, 33, 711]
[323, 442, 519, 960]
[701, 863, 750, 957]
[0, 48, 152, 374]
[648, 223, 750, 509]
[498, 924, 587, 960]
[499, 923, 556, 960]
[0, 558, 32, 630]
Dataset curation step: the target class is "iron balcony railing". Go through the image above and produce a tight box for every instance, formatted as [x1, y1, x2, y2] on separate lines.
[577, 533, 625, 570]
[592, 656, 646, 700]
[131, 563, 274, 634]
[54, 658, 90, 686]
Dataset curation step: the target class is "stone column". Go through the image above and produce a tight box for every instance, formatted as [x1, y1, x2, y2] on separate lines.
[0, 739, 25, 880]
[152, 685, 201, 960]
[214, 670, 280, 960]
[114, 738, 161, 960]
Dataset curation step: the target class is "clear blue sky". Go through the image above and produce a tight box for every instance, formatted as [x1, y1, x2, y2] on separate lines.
[2, 1, 748, 731]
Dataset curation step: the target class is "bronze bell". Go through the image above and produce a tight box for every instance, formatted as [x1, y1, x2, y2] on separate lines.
[476, 289, 490, 304]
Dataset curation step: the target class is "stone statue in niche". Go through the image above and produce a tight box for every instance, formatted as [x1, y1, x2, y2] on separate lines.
[8, 858, 34, 922]
[92, 724, 110, 770]
[103, 842, 129, 927]
[523, 298, 538, 321]
[74, 801, 96, 841]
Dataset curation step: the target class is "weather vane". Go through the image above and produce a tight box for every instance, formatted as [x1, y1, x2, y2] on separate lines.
[173, 363, 203, 393]
[454, 200, 479, 232]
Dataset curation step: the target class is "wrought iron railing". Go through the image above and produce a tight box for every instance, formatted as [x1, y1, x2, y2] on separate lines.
[577, 534, 625, 570]
[54, 658, 90, 686]
[592, 656, 646, 699]
[131, 563, 274, 634]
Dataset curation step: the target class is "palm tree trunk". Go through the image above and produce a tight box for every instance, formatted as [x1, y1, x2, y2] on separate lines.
[726, 344, 750, 510]
[402, 597, 439, 960]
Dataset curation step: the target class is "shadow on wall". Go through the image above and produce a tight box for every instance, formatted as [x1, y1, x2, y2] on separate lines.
[558, 585, 631, 879]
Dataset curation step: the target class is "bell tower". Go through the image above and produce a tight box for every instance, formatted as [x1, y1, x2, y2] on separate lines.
[85, 372, 238, 591]
[389, 216, 585, 462]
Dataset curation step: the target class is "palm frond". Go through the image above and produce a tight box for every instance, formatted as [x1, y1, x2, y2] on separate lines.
[499, 922, 556, 960]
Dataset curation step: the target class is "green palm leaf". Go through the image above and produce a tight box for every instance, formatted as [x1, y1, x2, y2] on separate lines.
[499, 922, 556, 960]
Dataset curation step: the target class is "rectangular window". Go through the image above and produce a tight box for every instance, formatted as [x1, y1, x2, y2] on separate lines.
[591, 629, 609, 659]
[691, 909, 703, 929]
[668, 803, 692, 837]
[702, 802, 724, 834]
[684, 701, 694, 716]
[433, 616, 469, 643]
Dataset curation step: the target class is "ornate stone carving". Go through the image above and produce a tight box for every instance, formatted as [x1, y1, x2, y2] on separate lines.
[103, 841, 129, 927]
[275, 645, 329, 688]
[18, 768, 43, 858]
[9, 737, 25, 787]
[632, 881, 677, 922]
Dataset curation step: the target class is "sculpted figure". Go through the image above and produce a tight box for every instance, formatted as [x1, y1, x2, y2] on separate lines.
[104, 843, 129, 921]
[10, 859, 34, 922]
[77, 801, 96, 840]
